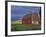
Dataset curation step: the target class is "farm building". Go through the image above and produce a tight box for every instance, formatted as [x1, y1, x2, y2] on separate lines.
[22, 12, 32, 24]
[31, 12, 40, 24]
[22, 12, 40, 24]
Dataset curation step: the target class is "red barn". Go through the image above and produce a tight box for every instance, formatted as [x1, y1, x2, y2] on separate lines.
[22, 13, 32, 24]
[22, 12, 40, 24]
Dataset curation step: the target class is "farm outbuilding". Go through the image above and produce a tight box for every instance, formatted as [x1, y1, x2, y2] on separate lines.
[22, 12, 32, 24]
[22, 12, 40, 24]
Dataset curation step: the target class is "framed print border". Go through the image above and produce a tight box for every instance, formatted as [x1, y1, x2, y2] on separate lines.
[5, 1, 45, 36]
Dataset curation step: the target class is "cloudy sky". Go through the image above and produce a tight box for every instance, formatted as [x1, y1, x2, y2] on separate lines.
[11, 5, 41, 21]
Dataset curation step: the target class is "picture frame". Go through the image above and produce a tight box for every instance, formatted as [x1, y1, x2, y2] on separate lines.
[5, 1, 45, 36]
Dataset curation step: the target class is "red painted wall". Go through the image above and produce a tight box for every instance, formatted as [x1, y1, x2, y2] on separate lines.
[22, 17, 32, 24]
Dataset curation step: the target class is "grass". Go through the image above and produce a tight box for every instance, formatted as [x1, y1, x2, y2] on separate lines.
[11, 23, 41, 31]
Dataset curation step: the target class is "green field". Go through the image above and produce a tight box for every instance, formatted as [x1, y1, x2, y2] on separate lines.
[11, 23, 41, 31]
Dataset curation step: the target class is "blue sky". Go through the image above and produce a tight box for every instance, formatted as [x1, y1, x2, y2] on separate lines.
[11, 5, 40, 21]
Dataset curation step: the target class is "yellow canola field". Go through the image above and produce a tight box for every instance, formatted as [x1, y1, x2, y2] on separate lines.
[12, 20, 22, 24]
